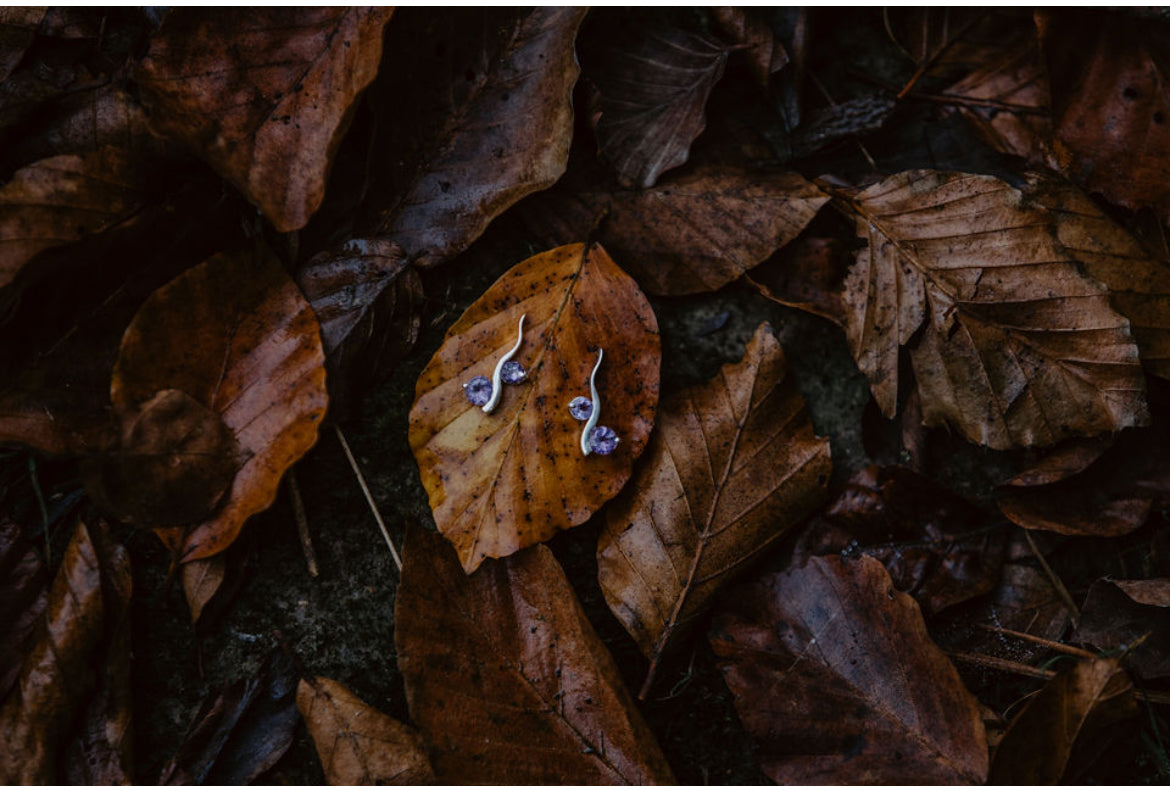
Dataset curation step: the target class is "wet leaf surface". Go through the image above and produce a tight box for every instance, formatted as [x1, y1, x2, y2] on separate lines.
[1074, 578, 1170, 680]
[112, 244, 328, 560]
[597, 323, 831, 691]
[395, 526, 676, 784]
[0, 517, 48, 703]
[137, 8, 394, 231]
[709, 555, 989, 784]
[410, 243, 660, 572]
[297, 676, 434, 785]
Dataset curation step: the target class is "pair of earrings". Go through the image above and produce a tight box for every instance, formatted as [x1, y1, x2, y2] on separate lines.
[461, 315, 620, 457]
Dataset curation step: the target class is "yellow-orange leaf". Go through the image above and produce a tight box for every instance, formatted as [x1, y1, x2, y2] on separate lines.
[409, 243, 660, 573]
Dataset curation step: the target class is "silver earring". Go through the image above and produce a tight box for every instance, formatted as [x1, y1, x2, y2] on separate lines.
[568, 348, 620, 456]
[463, 313, 527, 413]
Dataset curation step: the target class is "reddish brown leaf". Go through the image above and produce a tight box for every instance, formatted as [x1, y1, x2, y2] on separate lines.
[409, 243, 660, 573]
[0, 517, 47, 702]
[296, 676, 435, 785]
[590, 27, 730, 188]
[989, 656, 1136, 783]
[709, 555, 989, 784]
[1073, 578, 1170, 680]
[365, 8, 586, 266]
[710, 7, 789, 91]
[181, 556, 225, 624]
[1040, 10, 1170, 220]
[747, 236, 851, 325]
[395, 526, 676, 784]
[794, 466, 1006, 616]
[112, 245, 328, 560]
[597, 324, 831, 692]
[136, 8, 394, 232]
[835, 169, 1148, 449]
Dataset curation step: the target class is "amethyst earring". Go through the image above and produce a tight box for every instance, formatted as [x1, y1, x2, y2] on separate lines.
[463, 314, 527, 413]
[569, 349, 620, 456]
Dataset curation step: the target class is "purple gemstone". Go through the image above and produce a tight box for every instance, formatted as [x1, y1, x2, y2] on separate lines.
[589, 425, 619, 455]
[463, 375, 492, 406]
[501, 360, 527, 384]
[568, 396, 593, 421]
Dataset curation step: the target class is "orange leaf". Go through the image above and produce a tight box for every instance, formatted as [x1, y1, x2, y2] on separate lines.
[296, 676, 434, 785]
[395, 526, 676, 784]
[409, 243, 660, 573]
[112, 245, 328, 560]
[136, 8, 394, 232]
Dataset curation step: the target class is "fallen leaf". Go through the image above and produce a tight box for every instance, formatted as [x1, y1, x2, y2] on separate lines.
[1073, 578, 1170, 680]
[395, 526, 676, 784]
[0, 8, 46, 82]
[363, 7, 586, 266]
[112, 244, 328, 561]
[80, 388, 242, 527]
[747, 236, 851, 325]
[988, 656, 1137, 783]
[0, 517, 48, 702]
[794, 465, 1006, 616]
[409, 243, 660, 573]
[589, 26, 730, 188]
[0, 147, 146, 298]
[835, 169, 1148, 449]
[296, 676, 434, 785]
[709, 555, 989, 784]
[181, 555, 225, 624]
[710, 7, 789, 91]
[136, 7, 394, 231]
[160, 649, 301, 785]
[1040, 10, 1170, 221]
[597, 323, 831, 693]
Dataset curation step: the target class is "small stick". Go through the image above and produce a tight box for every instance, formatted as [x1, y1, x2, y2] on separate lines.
[1024, 529, 1080, 625]
[977, 624, 1096, 658]
[895, 12, 983, 99]
[947, 650, 1055, 680]
[288, 472, 319, 578]
[28, 455, 50, 564]
[334, 425, 402, 572]
[807, 70, 877, 170]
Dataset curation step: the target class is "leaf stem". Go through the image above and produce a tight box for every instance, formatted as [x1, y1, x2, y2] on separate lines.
[1023, 529, 1080, 626]
[288, 471, 319, 577]
[335, 426, 402, 572]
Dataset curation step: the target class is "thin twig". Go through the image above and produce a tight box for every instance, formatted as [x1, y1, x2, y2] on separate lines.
[287, 472, 319, 578]
[1023, 529, 1080, 625]
[895, 12, 984, 99]
[947, 650, 1055, 680]
[806, 70, 877, 170]
[976, 624, 1096, 658]
[28, 455, 50, 564]
[334, 425, 402, 572]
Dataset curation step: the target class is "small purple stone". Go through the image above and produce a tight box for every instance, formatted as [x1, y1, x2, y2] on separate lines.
[568, 396, 593, 421]
[501, 360, 527, 384]
[589, 425, 619, 455]
[463, 375, 492, 406]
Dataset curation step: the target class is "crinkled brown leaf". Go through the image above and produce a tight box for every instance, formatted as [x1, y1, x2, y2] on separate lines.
[836, 169, 1148, 449]
[1040, 10, 1170, 221]
[160, 649, 300, 785]
[112, 245, 328, 560]
[1073, 578, 1170, 680]
[710, 7, 789, 91]
[395, 526, 676, 784]
[296, 676, 434, 785]
[590, 27, 730, 188]
[0, 517, 47, 702]
[0, 147, 146, 296]
[409, 243, 660, 573]
[598, 323, 830, 693]
[794, 465, 1006, 616]
[989, 656, 1137, 783]
[364, 7, 586, 266]
[710, 555, 988, 784]
[136, 8, 394, 232]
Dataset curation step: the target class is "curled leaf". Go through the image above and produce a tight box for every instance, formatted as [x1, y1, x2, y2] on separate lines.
[409, 243, 660, 573]
[112, 245, 328, 560]
[0, 517, 47, 702]
[395, 526, 676, 784]
[598, 323, 831, 690]
[1073, 578, 1170, 680]
[181, 556, 225, 624]
[296, 676, 434, 785]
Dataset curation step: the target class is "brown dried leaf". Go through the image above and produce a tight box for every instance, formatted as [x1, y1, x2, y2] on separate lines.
[1073, 578, 1170, 680]
[794, 466, 1006, 616]
[365, 8, 586, 266]
[748, 236, 851, 325]
[837, 169, 1148, 449]
[296, 676, 434, 785]
[590, 27, 730, 188]
[710, 555, 989, 784]
[710, 7, 789, 91]
[597, 324, 830, 688]
[181, 556, 225, 624]
[1040, 10, 1170, 220]
[136, 8, 394, 232]
[0, 518, 47, 702]
[395, 526, 676, 784]
[0, 8, 45, 82]
[988, 656, 1137, 783]
[112, 245, 328, 560]
[409, 243, 660, 573]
